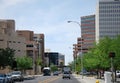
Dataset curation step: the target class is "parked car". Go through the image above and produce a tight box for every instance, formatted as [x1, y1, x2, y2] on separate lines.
[0, 73, 9, 83]
[62, 72, 71, 79]
[6, 73, 14, 83]
[116, 70, 120, 78]
[11, 71, 24, 82]
[53, 71, 59, 76]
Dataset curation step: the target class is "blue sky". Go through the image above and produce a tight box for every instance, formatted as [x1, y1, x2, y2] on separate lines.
[0, 0, 98, 65]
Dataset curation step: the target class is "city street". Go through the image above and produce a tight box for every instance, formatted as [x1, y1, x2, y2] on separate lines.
[16, 75, 81, 83]
[15, 74, 120, 83]
[1, 0, 120, 83]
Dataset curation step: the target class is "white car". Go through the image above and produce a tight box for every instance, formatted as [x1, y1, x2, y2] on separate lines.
[11, 71, 24, 82]
[6, 73, 14, 83]
[116, 70, 120, 78]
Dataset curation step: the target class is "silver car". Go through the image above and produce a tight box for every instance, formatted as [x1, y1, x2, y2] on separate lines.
[11, 71, 24, 82]
[62, 72, 71, 79]
[6, 73, 14, 83]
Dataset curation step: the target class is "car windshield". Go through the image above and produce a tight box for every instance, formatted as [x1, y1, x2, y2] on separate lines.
[12, 71, 21, 75]
[0, 74, 5, 77]
[64, 72, 69, 74]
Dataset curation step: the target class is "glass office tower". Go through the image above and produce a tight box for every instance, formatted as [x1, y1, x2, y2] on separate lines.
[96, 0, 120, 42]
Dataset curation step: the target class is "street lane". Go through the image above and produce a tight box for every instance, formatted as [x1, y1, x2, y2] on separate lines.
[16, 74, 81, 83]
[48, 75, 81, 83]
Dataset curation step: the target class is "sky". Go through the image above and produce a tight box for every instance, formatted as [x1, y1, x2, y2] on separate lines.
[0, 0, 98, 65]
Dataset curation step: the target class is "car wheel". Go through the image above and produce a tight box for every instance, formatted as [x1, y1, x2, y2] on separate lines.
[20, 79, 23, 81]
[11, 80, 14, 83]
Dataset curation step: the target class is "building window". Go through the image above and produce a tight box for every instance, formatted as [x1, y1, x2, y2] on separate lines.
[18, 42, 20, 43]
[0, 39, 4, 41]
[18, 50, 20, 52]
[26, 44, 33, 47]
[9, 41, 11, 43]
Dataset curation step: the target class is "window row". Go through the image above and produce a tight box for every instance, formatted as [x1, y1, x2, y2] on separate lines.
[99, 26, 120, 29]
[81, 18, 95, 21]
[82, 32, 95, 34]
[100, 2, 120, 5]
[99, 22, 120, 25]
[99, 5, 120, 9]
[99, 14, 120, 17]
[81, 21, 95, 24]
[99, 18, 120, 22]
[8, 41, 21, 43]
[100, 35, 120, 39]
[99, 10, 120, 13]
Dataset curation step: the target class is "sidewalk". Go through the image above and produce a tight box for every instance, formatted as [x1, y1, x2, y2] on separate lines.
[74, 74, 105, 83]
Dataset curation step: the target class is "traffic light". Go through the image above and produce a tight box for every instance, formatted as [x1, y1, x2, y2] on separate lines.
[109, 52, 115, 58]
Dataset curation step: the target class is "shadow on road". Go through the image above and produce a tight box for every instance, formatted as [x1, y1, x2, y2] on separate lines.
[24, 76, 36, 80]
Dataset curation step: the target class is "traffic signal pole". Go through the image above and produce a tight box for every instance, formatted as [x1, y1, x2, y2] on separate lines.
[109, 52, 115, 83]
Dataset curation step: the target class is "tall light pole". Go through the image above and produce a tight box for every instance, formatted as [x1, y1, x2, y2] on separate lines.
[33, 41, 37, 75]
[68, 20, 83, 79]
[36, 38, 42, 74]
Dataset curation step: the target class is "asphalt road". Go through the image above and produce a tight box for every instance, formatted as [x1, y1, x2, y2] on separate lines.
[16, 74, 81, 83]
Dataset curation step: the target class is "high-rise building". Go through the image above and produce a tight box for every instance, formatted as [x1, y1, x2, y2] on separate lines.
[73, 44, 78, 59]
[81, 15, 96, 53]
[72, 15, 95, 57]
[16, 30, 45, 61]
[44, 52, 65, 67]
[96, 0, 120, 42]
[0, 19, 26, 57]
[59, 53, 65, 67]
[16, 30, 35, 58]
[17, 30, 45, 74]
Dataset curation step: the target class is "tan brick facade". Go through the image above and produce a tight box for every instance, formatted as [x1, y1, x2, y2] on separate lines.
[0, 19, 26, 57]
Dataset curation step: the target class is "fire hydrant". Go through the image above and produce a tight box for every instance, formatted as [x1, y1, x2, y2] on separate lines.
[96, 80, 99, 83]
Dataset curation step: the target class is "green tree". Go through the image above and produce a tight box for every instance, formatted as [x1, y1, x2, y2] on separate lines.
[50, 64, 58, 72]
[82, 36, 120, 78]
[109, 36, 120, 70]
[68, 35, 120, 79]
[0, 48, 15, 69]
[93, 37, 111, 70]
[16, 56, 32, 72]
[36, 56, 42, 66]
[83, 51, 98, 71]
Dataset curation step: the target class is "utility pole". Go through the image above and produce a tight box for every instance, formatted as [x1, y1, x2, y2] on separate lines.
[68, 20, 83, 79]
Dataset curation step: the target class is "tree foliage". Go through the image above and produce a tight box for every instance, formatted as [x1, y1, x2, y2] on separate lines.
[83, 36, 120, 71]
[69, 36, 120, 72]
[0, 48, 15, 69]
[50, 64, 58, 72]
[16, 56, 33, 71]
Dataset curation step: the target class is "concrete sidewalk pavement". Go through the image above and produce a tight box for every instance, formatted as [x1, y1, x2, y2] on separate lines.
[73, 74, 105, 83]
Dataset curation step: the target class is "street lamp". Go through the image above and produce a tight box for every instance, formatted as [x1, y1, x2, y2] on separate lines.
[36, 38, 43, 74]
[68, 20, 83, 79]
[33, 38, 42, 75]
[33, 41, 37, 75]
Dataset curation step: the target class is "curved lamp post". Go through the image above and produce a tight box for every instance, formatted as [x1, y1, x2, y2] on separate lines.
[67, 20, 83, 79]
